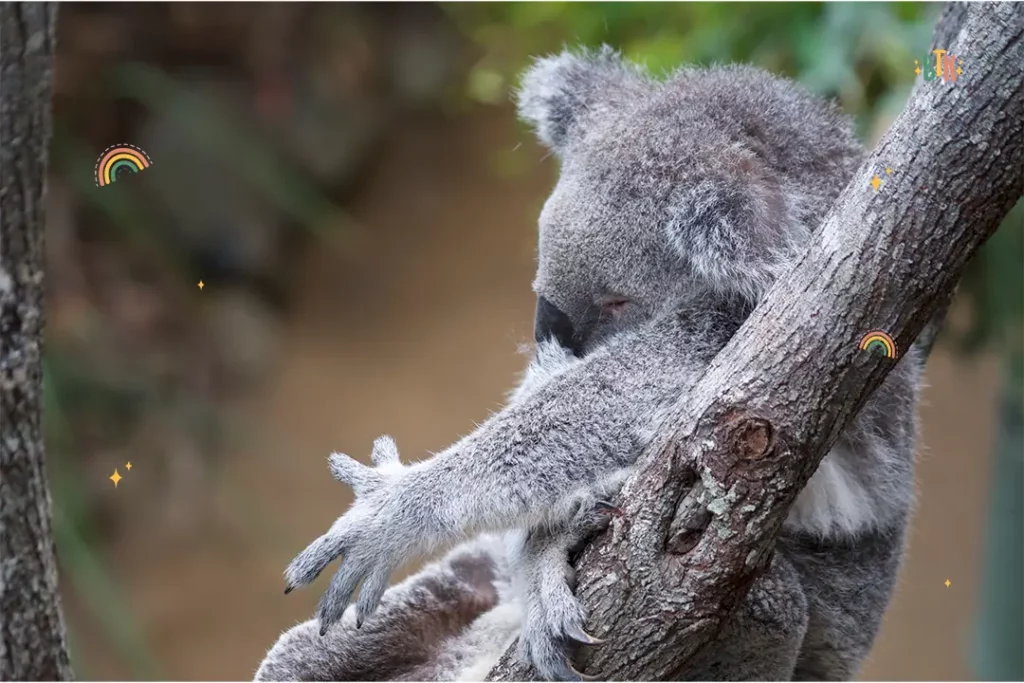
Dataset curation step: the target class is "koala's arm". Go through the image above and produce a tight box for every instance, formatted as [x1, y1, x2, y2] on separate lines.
[284, 307, 733, 628]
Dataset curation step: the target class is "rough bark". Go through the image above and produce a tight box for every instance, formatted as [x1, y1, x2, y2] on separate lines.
[0, 3, 72, 681]
[913, 1, 967, 368]
[488, 2, 1024, 680]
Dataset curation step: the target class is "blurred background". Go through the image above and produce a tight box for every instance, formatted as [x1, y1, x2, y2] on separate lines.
[43, 2, 1022, 681]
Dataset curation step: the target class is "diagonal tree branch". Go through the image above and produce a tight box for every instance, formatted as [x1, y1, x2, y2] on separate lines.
[913, 1, 968, 369]
[488, 2, 1024, 679]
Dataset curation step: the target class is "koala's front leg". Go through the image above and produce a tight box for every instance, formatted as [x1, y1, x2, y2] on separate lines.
[285, 322, 684, 635]
[513, 490, 624, 682]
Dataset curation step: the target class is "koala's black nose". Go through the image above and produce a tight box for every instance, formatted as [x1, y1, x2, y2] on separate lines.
[534, 296, 582, 357]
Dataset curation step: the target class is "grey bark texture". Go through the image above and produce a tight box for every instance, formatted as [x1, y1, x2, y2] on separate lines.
[488, 2, 1024, 680]
[913, 0, 967, 367]
[0, 3, 72, 681]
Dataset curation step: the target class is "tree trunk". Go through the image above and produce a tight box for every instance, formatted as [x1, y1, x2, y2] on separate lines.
[488, 2, 1024, 679]
[0, 3, 72, 681]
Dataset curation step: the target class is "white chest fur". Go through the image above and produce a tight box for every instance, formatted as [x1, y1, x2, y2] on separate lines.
[785, 445, 877, 538]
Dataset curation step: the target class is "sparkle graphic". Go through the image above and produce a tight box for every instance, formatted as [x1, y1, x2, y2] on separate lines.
[198, 280, 205, 290]
[110, 469, 123, 487]
[871, 166, 894, 192]
[126, 462, 132, 471]
[945, 579, 951, 588]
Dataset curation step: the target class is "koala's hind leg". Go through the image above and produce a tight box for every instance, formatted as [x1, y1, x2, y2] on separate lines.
[786, 527, 907, 681]
[255, 534, 519, 681]
[679, 551, 809, 681]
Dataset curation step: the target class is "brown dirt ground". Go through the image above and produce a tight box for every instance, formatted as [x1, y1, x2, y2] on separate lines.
[65, 107, 1000, 681]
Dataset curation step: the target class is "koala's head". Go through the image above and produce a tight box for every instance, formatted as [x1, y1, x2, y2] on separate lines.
[518, 47, 863, 356]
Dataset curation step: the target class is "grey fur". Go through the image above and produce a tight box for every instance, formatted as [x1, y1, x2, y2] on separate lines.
[258, 48, 919, 681]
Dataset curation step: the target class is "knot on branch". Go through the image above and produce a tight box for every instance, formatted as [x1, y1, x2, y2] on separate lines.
[730, 417, 773, 460]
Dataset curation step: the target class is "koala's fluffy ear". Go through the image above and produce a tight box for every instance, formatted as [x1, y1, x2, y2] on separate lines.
[516, 45, 645, 155]
[665, 152, 804, 305]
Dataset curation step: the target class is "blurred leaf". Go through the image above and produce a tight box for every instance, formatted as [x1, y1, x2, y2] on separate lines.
[467, 66, 506, 104]
[110, 62, 359, 249]
[45, 363, 163, 679]
[954, 199, 1024, 356]
[50, 124, 192, 277]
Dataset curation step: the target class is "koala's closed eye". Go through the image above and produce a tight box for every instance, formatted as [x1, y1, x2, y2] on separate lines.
[599, 295, 630, 319]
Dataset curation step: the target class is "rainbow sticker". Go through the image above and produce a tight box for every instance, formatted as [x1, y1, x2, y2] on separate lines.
[95, 144, 152, 187]
[859, 330, 897, 359]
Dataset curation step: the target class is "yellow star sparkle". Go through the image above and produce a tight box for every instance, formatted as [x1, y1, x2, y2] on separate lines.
[885, 168, 893, 175]
[956, 67, 963, 75]
[915, 67, 921, 76]
[198, 280, 205, 290]
[110, 469, 123, 487]
[126, 462, 132, 471]
[945, 579, 951, 587]
[871, 175, 882, 191]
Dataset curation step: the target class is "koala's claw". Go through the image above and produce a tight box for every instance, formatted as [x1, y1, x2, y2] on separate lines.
[519, 593, 598, 680]
[518, 557, 597, 679]
[519, 635, 591, 682]
[516, 492, 622, 680]
[570, 664, 598, 682]
[594, 499, 623, 517]
[565, 625, 604, 646]
[556, 656, 596, 683]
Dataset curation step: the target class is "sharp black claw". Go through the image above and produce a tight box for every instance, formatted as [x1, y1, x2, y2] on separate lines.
[572, 666, 598, 682]
[355, 615, 364, 629]
[319, 623, 329, 637]
[565, 659, 598, 682]
[565, 625, 604, 645]
[558, 665, 582, 682]
[595, 500, 623, 517]
[554, 656, 588, 682]
[284, 585, 294, 595]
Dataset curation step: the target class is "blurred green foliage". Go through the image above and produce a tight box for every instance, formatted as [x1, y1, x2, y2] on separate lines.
[445, 2, 938, 138]
[957, 200, 1024, 360]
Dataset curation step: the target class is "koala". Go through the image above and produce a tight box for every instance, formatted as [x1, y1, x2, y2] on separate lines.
[257, 47, 920, 682]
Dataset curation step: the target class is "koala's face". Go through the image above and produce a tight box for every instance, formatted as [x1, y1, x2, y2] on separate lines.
[519, 47, 862, 357]
[531, 148, 690, 357]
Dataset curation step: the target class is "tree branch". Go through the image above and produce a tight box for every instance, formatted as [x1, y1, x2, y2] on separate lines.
[488, 2, 1023, 679]
[0, 3, 72, 680]
[911, 1, 968, 370]
[931, 2, 969, 52]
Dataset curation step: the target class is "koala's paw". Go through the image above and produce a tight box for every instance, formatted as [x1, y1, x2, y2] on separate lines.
[518, 497, 619, 681]
[518, 577, 600, 682]
[283, 436, 415, 634]
[566, 495, 621, 553]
